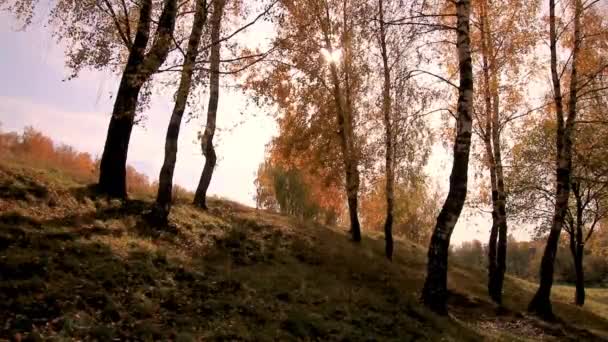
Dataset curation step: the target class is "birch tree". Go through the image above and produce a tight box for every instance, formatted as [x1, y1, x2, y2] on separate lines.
[528, 0, 583, 319]
[377, 0, 395, 259]
[245, 0, 369, 242]
[422, 0, 474, 314]
[97, 0, 178, 198]
[371, 0, 434, 259]
[150, 0, 209, 224]
[193, 0, 227, 208]
[471, 0, 540, 304]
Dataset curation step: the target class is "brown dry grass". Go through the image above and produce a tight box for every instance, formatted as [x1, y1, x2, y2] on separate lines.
[0, 160, 607, 341]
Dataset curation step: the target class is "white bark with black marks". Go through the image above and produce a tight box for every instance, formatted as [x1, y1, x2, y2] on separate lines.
[151, 0, 209, 224]
[528, 0, 581, 320]
[422, 0, 473, 315]
[194, 0, 227, 209]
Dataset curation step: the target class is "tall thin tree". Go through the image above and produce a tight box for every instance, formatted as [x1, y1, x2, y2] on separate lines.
[491, 59, 509, 307]
[150, 0, 209, 224]
[477, 0, 509, 304]
[193, 0, 227, 208]
[528, 0, 581, 319]
[421, 0, 473, 314]
[478, 0, 500, 303]
[377, 0, 394, 259]
[319, 0, 362, 242]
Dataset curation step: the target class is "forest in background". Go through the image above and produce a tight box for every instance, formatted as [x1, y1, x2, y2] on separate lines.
[451, 234, 608, 286]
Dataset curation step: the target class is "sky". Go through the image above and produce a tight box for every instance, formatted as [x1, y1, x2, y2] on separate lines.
[0, 12, 531, 245]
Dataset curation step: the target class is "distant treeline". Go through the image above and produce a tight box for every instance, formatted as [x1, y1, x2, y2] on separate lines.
[0, 124, 191, 199]
[451, 235, 608, 287]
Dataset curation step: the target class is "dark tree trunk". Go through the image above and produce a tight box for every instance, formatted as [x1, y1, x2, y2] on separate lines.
[528, 229, 561, 319]
[150, 0, 208, 224]
[193, 146, 217, 208]
[343, 136, 361, 242]
[487, 219, 499, 300]
[491, 40, 508, 308]
[347, 193, 362, 242]
[99, 84, 141, 198]
[574, 247, 585, 306]
[570, 182, 586, 306]
[528, 0, 581, 320]
[378, 0, 393, 260]
[193, 0, 226, 209]
[478, 1, 501, 303]
[569, 228, 585, 306]
[97, 0, 178, 198]
[384, 212, 394, 260]
[494, 152, 508, 305]
[322, 14, 362, 243]
[422, 0, 473, 315]
[341, 4, 362, 243]
[98, 0, 152, 198]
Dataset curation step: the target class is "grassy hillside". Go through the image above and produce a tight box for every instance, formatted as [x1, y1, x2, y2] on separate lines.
[1, 160, 607, 341]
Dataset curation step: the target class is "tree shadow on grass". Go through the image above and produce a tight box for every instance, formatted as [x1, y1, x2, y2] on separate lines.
[2, 180, 604, 340]
[0, 212, 243, 340]
[0, 190, 181, 242]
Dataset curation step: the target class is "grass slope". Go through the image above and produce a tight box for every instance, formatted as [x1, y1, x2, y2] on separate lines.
[0, 160, 607, 341]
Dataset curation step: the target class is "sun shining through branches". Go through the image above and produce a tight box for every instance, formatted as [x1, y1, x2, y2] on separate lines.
[320, 47, 342, 64]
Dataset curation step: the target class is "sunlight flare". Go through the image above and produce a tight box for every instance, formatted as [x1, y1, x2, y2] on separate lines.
[320, 47, 342, 64]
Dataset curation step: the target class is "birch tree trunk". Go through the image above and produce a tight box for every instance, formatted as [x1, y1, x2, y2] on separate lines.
[573, 240, 585, 306]
[327, 59, 362, 242]
[528, 0, 581, 319]
[193, 0, 226, 209]
[98, 0, 178, 198]
[570, 182, 586, 306]
[478, 0, 501, 303]
[342, 1, 362, 243]
[491, 38, 508, 307]
[319, 1, 362, 242]
[378, 0, 394, 260]
[480, 0, 509, 304]
[570, 217, 585, 306]
[421, 0, 473, 315]
[150, 0, 208, 224]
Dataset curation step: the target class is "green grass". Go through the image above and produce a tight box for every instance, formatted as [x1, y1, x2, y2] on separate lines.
[0, 160, 607, 341]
